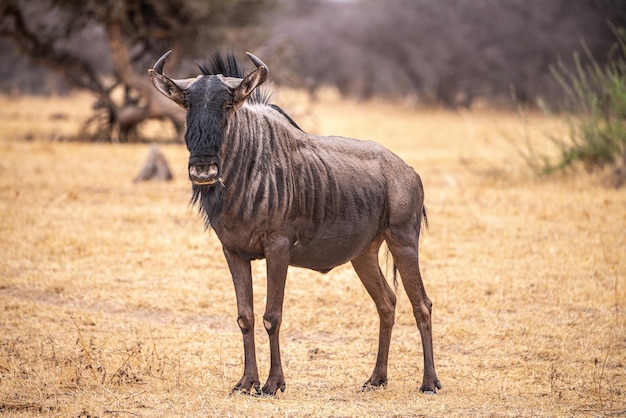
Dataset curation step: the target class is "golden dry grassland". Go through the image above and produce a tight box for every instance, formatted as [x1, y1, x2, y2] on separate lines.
[0, 91, 624, 417]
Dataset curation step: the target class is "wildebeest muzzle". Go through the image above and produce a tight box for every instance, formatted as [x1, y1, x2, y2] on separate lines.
[188, 156, 220, 186]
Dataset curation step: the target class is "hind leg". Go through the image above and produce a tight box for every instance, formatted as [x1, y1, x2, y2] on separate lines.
[385, 225, 441, 393]
[351, 237, 397, 390]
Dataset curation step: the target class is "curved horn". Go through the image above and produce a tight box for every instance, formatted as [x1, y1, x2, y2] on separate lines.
[153, 50, 173, 75]
[149, 50, 191, 109]
[232, 52, 269, 107]
[246, 52, 268, 73]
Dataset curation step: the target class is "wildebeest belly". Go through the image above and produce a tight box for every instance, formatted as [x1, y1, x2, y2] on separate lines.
[288, 226, 380, 273]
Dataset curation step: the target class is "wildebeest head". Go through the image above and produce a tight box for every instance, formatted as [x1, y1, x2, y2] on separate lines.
[149, 50, 268, 186]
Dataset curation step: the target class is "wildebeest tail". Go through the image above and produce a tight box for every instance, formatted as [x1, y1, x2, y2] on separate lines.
[392, 263, 398, 290]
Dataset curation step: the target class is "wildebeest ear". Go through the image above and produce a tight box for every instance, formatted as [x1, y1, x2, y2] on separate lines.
[232, 52, 269, 107]
[149, 50, 195, 110]
[149, 69, 189, 110]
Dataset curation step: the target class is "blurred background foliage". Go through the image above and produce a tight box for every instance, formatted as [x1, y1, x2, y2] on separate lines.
[522, 26, 626, 183]
[0, 0, 625, 144]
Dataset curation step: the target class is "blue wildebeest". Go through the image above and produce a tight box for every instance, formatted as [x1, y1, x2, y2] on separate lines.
[149, 51, 441, 396]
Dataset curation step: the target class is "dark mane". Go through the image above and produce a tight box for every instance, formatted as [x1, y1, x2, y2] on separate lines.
[197, 52, 271, 106]
[197, 52, 243, 77]
[197, 52, 303, 131]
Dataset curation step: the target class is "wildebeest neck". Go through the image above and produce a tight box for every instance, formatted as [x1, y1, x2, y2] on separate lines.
[192, 104, 391, 244]
[190, 105, 296, 229]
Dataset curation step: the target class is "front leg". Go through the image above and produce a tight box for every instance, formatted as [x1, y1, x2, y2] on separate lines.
[261, 235, 291, 395]
[223, 248, 260, 394]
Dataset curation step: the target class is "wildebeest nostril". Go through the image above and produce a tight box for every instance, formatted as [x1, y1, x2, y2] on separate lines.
[190, 163, 217, 174]
[207, 164, 218, 177]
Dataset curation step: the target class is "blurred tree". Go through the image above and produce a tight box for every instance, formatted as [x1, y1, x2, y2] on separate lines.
[268, 0, 626, 109]
[0, 0, 273, 142]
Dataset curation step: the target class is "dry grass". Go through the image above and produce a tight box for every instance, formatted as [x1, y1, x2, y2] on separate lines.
[0, 91, 624, 417]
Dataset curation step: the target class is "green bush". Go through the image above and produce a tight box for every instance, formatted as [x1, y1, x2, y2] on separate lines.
[526, 26, 626, 186]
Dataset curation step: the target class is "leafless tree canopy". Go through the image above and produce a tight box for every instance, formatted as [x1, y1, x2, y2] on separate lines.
[0, 0, 272, 141]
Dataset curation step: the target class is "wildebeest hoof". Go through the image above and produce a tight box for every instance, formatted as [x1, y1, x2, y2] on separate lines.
[419, 379, 442, 394]
[360, 379, 387, 392]
[260, 381, 286, 396]
[230, 383, 261, 396]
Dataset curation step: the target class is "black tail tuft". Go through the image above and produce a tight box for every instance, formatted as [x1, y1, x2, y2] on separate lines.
[393, 263, 398, 290]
